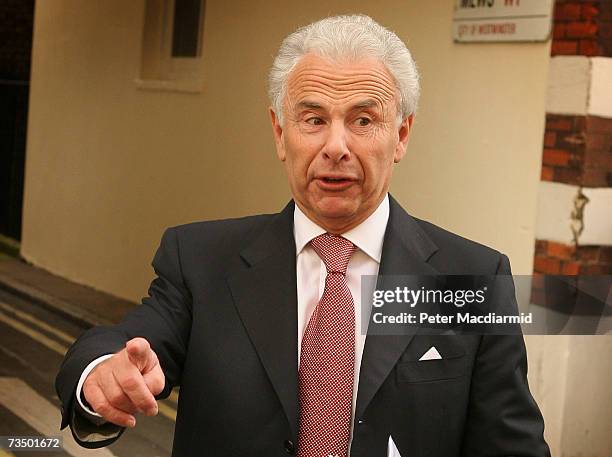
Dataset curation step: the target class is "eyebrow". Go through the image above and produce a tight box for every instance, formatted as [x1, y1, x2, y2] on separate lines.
[351, 99, 378, 110]
[295, 99, 380, 111]
[296, 100, 323, 110]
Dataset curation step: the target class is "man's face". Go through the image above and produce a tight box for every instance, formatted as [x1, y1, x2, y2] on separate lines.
[270, 53, 413, 234]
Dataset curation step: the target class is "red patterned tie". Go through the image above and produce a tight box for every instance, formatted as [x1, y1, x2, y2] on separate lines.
[298, 233, 357, 457]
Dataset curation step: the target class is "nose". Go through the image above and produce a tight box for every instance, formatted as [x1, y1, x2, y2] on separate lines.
[321, 122, 350, 163]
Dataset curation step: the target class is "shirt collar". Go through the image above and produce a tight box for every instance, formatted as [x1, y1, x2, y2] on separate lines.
[293, 194, 389, 263]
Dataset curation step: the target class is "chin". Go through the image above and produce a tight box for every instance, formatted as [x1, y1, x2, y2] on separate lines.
[313, 197, 359, 220]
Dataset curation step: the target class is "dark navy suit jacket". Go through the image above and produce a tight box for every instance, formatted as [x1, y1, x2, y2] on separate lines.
[56, 196, 550, 456]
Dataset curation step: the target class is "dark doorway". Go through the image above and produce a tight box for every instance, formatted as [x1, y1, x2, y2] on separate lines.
[0, 0, 35, 241]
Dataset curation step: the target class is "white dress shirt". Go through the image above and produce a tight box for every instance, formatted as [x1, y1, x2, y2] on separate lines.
[77, 194, 390, 445]
[294, 194, 389, 444]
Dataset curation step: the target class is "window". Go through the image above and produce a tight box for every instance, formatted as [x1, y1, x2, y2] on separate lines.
[171, 0, 204, 57]
[137, 0, 206, 92]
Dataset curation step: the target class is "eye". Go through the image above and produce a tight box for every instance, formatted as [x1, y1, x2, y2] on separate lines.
[306, 117, 324, 126]
[355, 117, 372, 127]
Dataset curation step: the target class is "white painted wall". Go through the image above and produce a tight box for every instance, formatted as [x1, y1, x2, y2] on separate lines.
[546, 55, 612, 118]
[546, 56, 589, 115]
[536, 181, 612, 246]
[582, 187, 612, 245]
[536, 181, 576, 245]
[588, 57, 612, 118]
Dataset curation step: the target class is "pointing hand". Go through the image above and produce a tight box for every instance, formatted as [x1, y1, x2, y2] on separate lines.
[82, 337, 165, 427]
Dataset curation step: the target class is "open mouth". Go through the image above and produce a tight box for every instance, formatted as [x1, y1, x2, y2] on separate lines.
[316, 176, 355, 190]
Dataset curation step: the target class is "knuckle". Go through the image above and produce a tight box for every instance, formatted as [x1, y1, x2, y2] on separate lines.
[88, 395, 103, 409]
[107, 412, 126, 426]
[149, 350, 159, 363]
[107, 391, 124, 406]
[97, 358, 113, 372]
[136, 396, 153, 410]
[122, 403, 139, 414]
[82, 382, 95, 396]
[83, 376, 96, 389]
[95, 402, 110, 416]
[118, 352, 131, 366]
[84, 392, 97, 408]
[107, 409, 121, 420]
[85, 368, 103, 386]
[121, 375, 141, 391]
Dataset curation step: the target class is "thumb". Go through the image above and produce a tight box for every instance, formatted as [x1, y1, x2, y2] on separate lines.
[126, 337, 152, 372]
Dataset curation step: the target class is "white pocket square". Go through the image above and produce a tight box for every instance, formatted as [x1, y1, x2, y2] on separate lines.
[418, 346, 442, 361]
[387, 435, 402, 457]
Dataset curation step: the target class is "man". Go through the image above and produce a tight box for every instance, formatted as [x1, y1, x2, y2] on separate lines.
[56, 15, 550, 457]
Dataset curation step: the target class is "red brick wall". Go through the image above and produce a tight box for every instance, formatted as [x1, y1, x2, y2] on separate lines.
[543, 2, 612, 189]
[552, 0, 612, 57]
[534, 240, 612, 275]
[531, 240, 611, 309]
[542, 114, 612, 187]
[534, 1, 612, 282]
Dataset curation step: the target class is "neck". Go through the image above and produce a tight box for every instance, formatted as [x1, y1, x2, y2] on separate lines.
[295, 195, 386, 235]
[314, 215, 371, 235]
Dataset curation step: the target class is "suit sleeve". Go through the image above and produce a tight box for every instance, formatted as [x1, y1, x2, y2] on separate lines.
[460, 254, 551, 457]
[55, 227, 193, 448]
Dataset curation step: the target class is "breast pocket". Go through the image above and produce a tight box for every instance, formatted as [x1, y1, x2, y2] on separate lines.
[396, 353, 469, 383]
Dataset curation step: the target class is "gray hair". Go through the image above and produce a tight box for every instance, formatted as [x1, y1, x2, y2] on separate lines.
[268, 14, 420, 124]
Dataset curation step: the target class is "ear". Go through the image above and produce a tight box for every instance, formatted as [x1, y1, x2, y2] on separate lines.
[393, 114, 414, 163]
[269, 107, 286, 162]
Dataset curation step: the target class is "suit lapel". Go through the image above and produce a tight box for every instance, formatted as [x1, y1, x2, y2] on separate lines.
[225, 201, 299, 440]
[355, 195, 439, 420]
[224, 196, 439, 432]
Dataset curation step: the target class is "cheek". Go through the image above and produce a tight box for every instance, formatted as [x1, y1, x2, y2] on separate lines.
[285, 136, 321, 178]
[359, 146, 395, 187]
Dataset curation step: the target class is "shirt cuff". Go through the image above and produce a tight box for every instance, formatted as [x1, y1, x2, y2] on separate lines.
[76, 354, 114, 418]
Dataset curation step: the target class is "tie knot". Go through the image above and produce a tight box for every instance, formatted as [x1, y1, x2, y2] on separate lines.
[310, 233, 356, 275]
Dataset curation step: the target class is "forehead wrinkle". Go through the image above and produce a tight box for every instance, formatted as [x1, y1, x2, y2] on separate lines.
[290, 86, 393, 114]
[289, 63, 396, 94]
[292, 73, 395, 90]
[288, 79, 396, 112]
[291, 71, 396, 96]
[292, 85, 393, 102]
[285, 58, 402, 120]
[288, 80, 396, 109]
[291, 63, 394, 82]
[305, 77, 395, 95]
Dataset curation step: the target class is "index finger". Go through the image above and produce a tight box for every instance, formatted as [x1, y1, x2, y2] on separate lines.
[125, 338, 152, 369]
